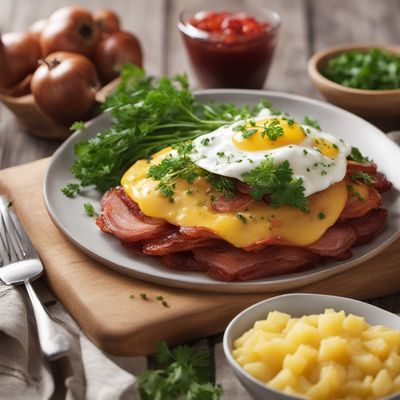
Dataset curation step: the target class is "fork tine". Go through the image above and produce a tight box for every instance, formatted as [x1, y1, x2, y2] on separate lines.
[0, 211, 10, 265]
[9, 210, 35, 257]
[0, 197, 25, 262]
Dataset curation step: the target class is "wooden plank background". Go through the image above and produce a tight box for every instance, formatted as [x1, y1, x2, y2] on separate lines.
[0, 0, 399, 316]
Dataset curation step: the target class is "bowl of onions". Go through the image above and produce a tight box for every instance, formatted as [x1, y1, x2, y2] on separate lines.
[0, 6, 143, 139]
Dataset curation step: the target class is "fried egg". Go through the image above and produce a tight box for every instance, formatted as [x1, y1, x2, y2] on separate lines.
[189, 112, 351, 196]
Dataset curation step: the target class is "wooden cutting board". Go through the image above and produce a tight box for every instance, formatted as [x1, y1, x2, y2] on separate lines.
[1, 158, 400, 356]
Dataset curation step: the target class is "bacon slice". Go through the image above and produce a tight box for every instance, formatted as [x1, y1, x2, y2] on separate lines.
[192, 246, 318, 281]
[115, 186, 166, 225]
[142, 231, 221, 256]
[347, 160, 377, 174]
[212, 193, 253, 212]
[160, 252, 208, 271]
[179, 226, 220, 239]
[348, 208, 388, 245]
[340, 184, 382, 220]
[97, 189, 169, 242]
[306, 223, 358, 259]
[371, 172, 392, 193]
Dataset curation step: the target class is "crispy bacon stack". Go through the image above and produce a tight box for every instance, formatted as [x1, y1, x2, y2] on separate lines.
[96, 161, 391, 281]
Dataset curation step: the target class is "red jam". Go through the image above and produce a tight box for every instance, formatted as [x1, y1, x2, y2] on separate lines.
[179, 10, 280, 89]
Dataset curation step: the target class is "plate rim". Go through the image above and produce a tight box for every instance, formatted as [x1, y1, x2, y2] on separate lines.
[43, 88, 400, 293]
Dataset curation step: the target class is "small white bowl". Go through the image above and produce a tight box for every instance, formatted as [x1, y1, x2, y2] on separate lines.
[223, 293, 400, 400]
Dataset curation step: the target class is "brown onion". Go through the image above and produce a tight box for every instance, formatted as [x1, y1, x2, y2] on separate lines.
[94, 31, 143, 84]
[31, 51, 100, 125]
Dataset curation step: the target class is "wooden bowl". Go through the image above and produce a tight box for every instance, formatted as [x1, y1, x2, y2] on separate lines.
[0, 78, 120, 140]
[308, 43, 400, 128]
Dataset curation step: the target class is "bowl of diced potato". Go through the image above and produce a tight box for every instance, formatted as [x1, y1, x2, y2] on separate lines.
[223, 293, 400, 400]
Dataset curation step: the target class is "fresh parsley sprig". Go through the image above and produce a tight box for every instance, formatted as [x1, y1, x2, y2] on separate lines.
[243, 158, 308, 211]
[348, 147, 371, 163]
[137, 341, 222, 400]
[148, 143, 236, 202]
[66, 65, 270, 194]
[234, 118, 285, 141]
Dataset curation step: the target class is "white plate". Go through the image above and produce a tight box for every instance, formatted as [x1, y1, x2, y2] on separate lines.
[43, 90, 400, 293]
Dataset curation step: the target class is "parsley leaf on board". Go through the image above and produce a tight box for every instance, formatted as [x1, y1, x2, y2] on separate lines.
[138, 341, 222, 400]
[66, 65, 271, 194]
[243, 158, 308, 211]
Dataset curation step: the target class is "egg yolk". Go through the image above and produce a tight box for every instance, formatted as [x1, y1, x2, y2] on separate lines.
[232, 117, 306, 151]
[312, 138, 339, 158]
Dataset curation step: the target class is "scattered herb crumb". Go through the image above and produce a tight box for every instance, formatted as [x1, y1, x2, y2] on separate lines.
[155, 295, 164, 301]
[303, 116, 321, 130]
[84, 202, 96, 217]
[61, 183, 80, 198]
[161, 300, 169, 308]
[7, 201, 13, 208]
[318, 212, 326, 220]
[236, 213, 247, 224]
[140, 293, 148, 300]
[129, 294, 134, 299]
[70, 121, 85, 132]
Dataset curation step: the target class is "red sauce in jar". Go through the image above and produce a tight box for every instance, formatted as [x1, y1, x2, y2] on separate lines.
[179, 10, 280, 89]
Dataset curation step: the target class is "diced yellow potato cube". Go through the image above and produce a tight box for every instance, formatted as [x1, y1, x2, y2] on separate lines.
[347, 363, 364, 381]
[371, 369, 392, 397]
[392, 374, 400, 391]
[307, 378, 332, 399]
[301, 314, 319, 328]
[385, 350, 400, 377]
[282, 318, 300, 335]
[232, 348, 242, 358]
[319, 336, 350, 363]
[320, 362, 346, 390]
[267, 368, 297, 390]
[318, 310, 345, 336]
[266, 311, 291, 330]
[364, 338, 390, 360]
[352, 352, 382, 376]
[299, 375, 313, 392]
[296, 344, 319, 364]
[343, 380, 371, 397]
[343, 396, 363, 400]
[286, 321, 321, 347]
[282, 385, 306, 398]
[254, 338, 295, 371]
[283, 353, 308, 375]
[243, 362, 273, 383]
[347, 338, 364, 355]
[254, 320, 281, 333]
[234, 328, 257, 348]
[343, 314, 368, 336]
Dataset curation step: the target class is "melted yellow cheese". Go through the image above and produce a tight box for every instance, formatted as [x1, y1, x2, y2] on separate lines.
[121, 149, 348, 248]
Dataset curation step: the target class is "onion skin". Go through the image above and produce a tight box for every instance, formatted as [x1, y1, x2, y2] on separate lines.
[94, 31, 143, 84]
[94, 9, 120, 34]
[29, 19, 48, 41]
[1, 74, 32, 97]
[40, 7, 100, 57]
[31, 51, 100, 125]
[0, 32, 41, 91]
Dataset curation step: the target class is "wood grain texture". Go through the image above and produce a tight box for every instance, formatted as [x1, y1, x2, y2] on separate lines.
[1, 159, 400, 355]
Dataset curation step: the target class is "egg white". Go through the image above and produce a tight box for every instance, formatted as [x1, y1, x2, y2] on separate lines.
[189, 112, 351, 197]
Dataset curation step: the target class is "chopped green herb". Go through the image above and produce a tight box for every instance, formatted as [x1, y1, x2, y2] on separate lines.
[216, 152, 225, 157]
[7, 201, 13, 208]
[348, 147, 371, 163]
[61, 183, 80, 198]
[236, 213, 247, 224]
[262, 119, 284, 141]
[200, 138, 210, 146]
[140, 293, 148, 300]
[351, 171, 375, 185]
[303, 116, 321, 130]
[303, 149, 308, 155]
[66, 65, 269, 194]
[129, 294, 134, 299]
[352, 191, 365, 202]
[318, 212, 326, 220]
[155, 295, 164, 301]
[83, 202, 96, 217]
[137, 341, 222, 400]
[323, 48, 400, 90]
[161, 300, 169, 308]
[70, 121, 85, 132]
[243, 158, 308, 211]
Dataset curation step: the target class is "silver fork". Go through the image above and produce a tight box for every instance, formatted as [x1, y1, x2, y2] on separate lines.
[0, 196, 69, 360]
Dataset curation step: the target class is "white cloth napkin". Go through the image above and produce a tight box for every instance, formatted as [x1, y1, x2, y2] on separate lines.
[0, 280, 146, 400]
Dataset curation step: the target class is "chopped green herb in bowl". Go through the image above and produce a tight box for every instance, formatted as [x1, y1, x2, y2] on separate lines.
[322, 48, 400, 90]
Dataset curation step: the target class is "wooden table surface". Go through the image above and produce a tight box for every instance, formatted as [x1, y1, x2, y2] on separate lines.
[1, 0, 400, 394]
